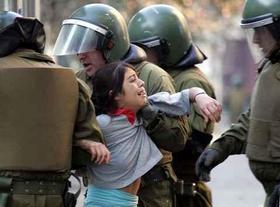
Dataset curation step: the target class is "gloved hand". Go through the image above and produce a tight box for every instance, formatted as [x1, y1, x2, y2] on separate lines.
[139, 103, 159, 127]
[268, 184, 280, 207]
[195, 148, 224, 182]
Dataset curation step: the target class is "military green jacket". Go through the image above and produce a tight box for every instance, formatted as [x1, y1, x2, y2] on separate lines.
[246, 61, 280, 162]
[209, 61, 280, 162]
[166, 66, 216, 134]
[0, 49, 105, 168]
[165, 66, 215, 181]
[0, 49, 104, 207]
[0, 49, 104, 150]
[76, 69, 93, 93]
[209, 109, 249, 159]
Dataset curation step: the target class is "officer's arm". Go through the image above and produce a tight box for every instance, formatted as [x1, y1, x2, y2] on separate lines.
[209, 108, 250, 157]
[72, 79, 110, 166]
[143, 72, 190, 152]
[74, 79, 104, 143]
[147, 88, 221, 122]
[196, 109, 250, 181]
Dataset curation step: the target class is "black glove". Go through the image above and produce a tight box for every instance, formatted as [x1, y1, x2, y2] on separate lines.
[139, 103, 158, 127]
[268, 184, 280, 207]
[195, 149, 224, 182]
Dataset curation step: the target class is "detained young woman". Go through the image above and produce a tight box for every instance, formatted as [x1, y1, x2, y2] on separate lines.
[83, 62, 221, 207]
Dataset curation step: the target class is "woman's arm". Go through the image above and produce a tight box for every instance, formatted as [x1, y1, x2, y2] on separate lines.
[148, 87, 222, 122]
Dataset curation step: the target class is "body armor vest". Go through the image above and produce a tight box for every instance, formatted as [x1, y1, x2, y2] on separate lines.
[246, 62, 280, 162]
[0, 67, 79, 171]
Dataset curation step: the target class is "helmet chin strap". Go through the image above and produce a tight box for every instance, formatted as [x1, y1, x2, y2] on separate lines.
[269, 48, 280, 64]
[173, 45, 207, 68]
[122, 44, 147, 64]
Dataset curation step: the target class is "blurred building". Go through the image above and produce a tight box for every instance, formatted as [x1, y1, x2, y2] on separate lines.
[222, 38, 256, 122]
[0, 0, 40, 18]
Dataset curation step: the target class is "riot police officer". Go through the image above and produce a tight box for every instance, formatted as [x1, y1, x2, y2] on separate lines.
[128, 4, 216, 207]
[195, 0, 280, 206]
[0, 11, 109, 207]
[53, 4, 190, 207]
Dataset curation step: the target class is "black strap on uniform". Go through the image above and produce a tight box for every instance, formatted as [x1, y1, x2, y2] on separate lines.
[63, 172, 82, 207]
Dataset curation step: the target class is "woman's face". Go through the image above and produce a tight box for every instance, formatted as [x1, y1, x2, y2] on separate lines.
[115, 68, 147, 112]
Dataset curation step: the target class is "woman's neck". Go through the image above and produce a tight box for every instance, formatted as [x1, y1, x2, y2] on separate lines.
[111, 108, 137, 124]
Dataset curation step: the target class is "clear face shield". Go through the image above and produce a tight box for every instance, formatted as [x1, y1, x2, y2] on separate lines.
[244, 25, 278, 64]
[241, 14, 277, 64]
[53, 19, 108, 56]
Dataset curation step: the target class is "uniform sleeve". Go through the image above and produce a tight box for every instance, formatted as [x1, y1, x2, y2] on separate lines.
[73, 79, 105, 144]
[209, 108, 250, 157]
[140, 65, 190, 152]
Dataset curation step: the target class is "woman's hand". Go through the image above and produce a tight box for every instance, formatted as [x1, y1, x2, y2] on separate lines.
[190, 87, 222, 122]
[77, 139, 111, 164]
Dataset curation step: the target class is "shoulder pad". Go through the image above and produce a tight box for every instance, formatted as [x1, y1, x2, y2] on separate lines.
[175, 44, 207, 68]
[123, 44, 147, 64]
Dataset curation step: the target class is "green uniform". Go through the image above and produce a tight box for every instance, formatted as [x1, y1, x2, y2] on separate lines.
[135, 61, 189, 207]
[0, 49, 104, 207]
[77, 61, 190, 207]
[167, 66, 215, 207]
[209, 110, 249, 157]
[76, 69, 94, 93]
[210, 59, 280, 207]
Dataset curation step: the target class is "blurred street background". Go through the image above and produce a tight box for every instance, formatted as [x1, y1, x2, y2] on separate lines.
[0, 0, 265, 206]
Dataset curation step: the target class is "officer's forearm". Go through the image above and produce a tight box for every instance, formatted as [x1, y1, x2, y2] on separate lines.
[209, 136, 246, 158]
[209, 109, 249, 157]
[75, 139, 110, 164]
[145, 114, 190, 152]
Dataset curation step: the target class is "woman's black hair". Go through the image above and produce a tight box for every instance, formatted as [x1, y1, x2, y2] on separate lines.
[91, 61, 135, 115]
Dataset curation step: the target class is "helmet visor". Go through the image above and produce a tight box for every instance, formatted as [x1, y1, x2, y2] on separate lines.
[244, 25, 278, 64]
[53, 19, 108, 56]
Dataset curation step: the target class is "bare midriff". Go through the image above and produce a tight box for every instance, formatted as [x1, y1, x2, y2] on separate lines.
[120, 178, 141, 195]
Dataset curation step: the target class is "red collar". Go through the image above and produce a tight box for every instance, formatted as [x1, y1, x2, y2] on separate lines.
[111, 108, 136, 125]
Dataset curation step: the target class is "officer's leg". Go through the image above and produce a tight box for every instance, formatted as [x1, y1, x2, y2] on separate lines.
[176, 193, 193, 207]
[193, 181, 212, 207]
[175, 181, 212, 207]
[138, 179, 173, 207]
[249, 161, 280, 207]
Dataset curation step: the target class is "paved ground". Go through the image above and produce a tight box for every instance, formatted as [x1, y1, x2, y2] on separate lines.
[208, 155, 265, 207]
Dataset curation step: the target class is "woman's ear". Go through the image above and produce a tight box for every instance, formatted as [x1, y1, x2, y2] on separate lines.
[109, 90, 113, 98]
[114, 93, 122, 101]
[110, 90, 122, 101]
